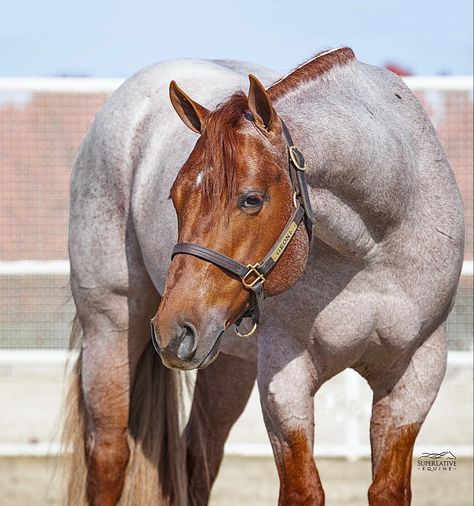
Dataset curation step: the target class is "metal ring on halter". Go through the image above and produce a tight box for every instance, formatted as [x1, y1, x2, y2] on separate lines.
[292, 191, 299, 209]
[288, 146, 306, 171]
[234, 321, 258, 338]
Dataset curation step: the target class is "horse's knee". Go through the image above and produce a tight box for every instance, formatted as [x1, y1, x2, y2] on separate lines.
[86, 431, 130, 506]
[259, 368, 314, 426]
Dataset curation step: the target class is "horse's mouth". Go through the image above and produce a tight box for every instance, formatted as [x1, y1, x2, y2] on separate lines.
[196, 329, 224, 369]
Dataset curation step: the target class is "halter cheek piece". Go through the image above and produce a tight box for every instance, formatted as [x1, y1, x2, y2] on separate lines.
[157, 119, 314, 344]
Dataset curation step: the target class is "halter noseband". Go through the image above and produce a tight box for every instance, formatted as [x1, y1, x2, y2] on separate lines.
[160, 119, 314, 343]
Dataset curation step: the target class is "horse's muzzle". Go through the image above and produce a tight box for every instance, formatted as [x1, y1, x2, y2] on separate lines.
[150, 320, 223, 370]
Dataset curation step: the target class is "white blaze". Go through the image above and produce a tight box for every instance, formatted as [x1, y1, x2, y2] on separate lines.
[195, 171, 204, 186]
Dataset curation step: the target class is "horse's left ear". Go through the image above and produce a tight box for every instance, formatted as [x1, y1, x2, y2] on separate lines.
[169, 80, 210, 134]
[248, 74, 276, 132]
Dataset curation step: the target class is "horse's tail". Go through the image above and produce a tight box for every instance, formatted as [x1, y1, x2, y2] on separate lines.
[61, 314, 87, 505]
[123, 341, 189, 506]
[61, 313, 190, 506]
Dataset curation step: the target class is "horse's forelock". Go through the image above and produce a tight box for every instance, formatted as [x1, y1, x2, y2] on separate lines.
[199, 92, 250, 202]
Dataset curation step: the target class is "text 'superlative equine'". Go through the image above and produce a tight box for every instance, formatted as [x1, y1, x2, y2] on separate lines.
[65, 48, 464, 505]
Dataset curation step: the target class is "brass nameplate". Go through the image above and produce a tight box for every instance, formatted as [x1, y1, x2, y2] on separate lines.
[271, 222, 298, 262]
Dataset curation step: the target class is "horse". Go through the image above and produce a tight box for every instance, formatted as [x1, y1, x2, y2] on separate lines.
[64, 47, 464, 506]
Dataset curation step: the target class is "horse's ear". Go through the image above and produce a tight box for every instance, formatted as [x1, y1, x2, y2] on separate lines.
[169, 81, 210, 134]
[248, 74, 276, 132]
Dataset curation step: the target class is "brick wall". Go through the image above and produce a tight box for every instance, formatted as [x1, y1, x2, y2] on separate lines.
[0, 92, 108, 260]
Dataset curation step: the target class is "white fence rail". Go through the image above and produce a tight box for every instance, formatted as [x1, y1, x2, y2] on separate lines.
[0, 259, 472, 276]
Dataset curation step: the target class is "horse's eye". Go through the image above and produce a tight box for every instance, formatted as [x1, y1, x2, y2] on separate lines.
[244, 195, 262, 207]
[239, 193, 263, 210]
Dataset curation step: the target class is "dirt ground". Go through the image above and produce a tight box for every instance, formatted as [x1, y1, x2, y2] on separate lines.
[0, 456, 472, 505]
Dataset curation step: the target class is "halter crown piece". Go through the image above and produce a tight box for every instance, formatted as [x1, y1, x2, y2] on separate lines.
[161, 119, 314, 343]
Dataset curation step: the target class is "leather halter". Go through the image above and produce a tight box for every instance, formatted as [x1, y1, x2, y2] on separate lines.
[167, 119, 314, 340]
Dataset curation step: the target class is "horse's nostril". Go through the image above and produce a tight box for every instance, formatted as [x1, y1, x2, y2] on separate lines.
[176, 323, 197, 360]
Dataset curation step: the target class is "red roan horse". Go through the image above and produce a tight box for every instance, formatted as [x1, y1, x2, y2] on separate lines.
[65, 48, 464, 505]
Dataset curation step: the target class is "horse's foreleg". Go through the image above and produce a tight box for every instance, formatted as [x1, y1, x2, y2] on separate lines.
[258, 337, 324, 506]
[78, 293, 150, 506]
[368, 325, 447, 506]
[185, 353, 257, 505]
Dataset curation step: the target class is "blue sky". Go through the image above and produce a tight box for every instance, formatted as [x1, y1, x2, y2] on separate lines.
[0, 0, 472, 77]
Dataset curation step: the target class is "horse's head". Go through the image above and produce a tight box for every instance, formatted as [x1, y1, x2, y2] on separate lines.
[152, 75, 311, 370]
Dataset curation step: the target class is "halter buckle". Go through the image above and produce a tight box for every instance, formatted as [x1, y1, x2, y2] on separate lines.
[289, 146, 306, 171]
[242, 263, 265, 289]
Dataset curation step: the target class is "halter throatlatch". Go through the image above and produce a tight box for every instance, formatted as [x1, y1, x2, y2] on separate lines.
[170, 119, 315, 338]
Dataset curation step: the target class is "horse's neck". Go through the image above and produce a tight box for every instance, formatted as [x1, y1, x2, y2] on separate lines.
[275, 64, 416, 260]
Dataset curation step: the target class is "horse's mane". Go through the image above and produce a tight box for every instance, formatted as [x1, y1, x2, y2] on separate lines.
[268, 47, 356, 101]
[199, 92, 249, 203]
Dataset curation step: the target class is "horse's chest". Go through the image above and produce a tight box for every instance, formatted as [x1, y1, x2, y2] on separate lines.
[266, 243, 423, 371]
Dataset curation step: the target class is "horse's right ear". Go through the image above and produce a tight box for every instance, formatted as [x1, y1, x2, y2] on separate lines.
[169, 81, 209, 134]
[248, 74, 276, 132]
